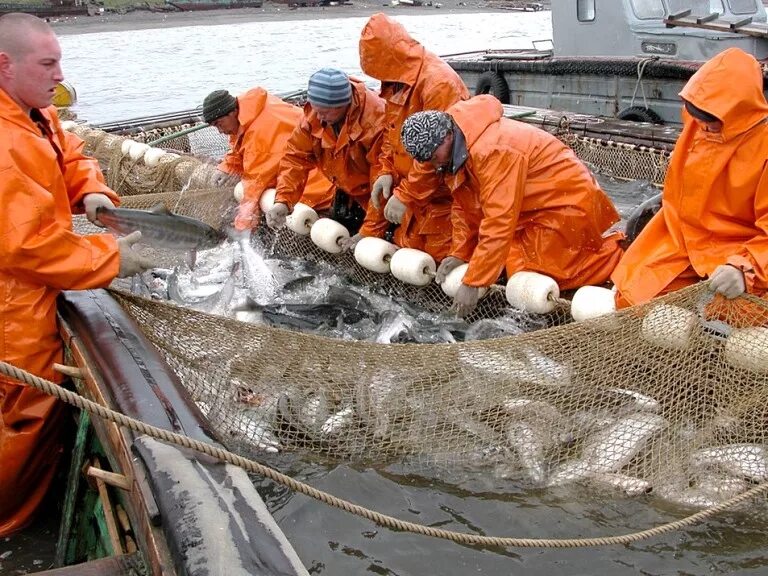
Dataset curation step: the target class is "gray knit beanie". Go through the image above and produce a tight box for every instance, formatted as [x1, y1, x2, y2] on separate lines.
[307, 68, 353, 108]
[203, 89, 237, 123]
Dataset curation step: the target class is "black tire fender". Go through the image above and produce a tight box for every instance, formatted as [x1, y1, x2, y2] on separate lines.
[617, 106, 664, 124]
[474, 71, 510, 104]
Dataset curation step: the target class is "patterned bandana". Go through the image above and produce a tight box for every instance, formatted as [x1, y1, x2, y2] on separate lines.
[400, 111, 453, 162]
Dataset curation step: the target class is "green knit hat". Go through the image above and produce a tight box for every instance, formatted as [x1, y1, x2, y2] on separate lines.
[203, 90, 237, 124]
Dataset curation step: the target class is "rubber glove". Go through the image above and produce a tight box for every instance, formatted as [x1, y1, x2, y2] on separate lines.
[709, 264, 746, 299]
[435, 256, 465, 285]
[117, 231, 154, 278]
[266, 203, 290, 230]
[213, 169, 238, 187]
[383, 194, 406, 224]
[83, 193, 115, 227]
[370, 174, 393, 210]
[340, 233, 362, 252]
[234, 199, 259, 232]
[454, 284, 480, 318]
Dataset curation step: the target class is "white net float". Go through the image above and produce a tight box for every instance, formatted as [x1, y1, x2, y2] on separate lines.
[60, 120, 78, 132]
[505, 271, 559, 314]
[354, 237, 399, 273]
[571, 286, 617, 322]
[390, 248, 436, 286]
[259, 188, 277, 213]
[143, 147, 166, 167]
[310, 218, 350, 254]
[440, 263, 488, 299]
[233, 182, 244, 202]
[286, 203, 318, 236]
[120, 138, 137, 155]
[128, 141, 150, 162]
[724, 327, 768, 373]
[641, 304, 696, 350]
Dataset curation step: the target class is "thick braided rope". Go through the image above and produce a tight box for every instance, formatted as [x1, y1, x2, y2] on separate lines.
[3, 359, 765, 549]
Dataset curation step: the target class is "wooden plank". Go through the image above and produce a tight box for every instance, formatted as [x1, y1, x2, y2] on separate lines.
[87, 466, 132, 491]
[696, 12, 719, 24]
[31, 552, 143, 575]
[91, 458, 125, 556]
[730, 15, 753, 29]
[664, 15, 768, 38]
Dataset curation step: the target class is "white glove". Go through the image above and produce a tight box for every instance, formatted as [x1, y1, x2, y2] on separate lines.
[383, 194, 406, 225]
[83, 193, 115, 227]
[435, 256, 465, 285]
[340, 233, 363, 252]
[117, 231, 154, 278]
[213, 169, 237, 187]
[266, 203, 290, 230]
[709, 264, 746, 299]
[370, 174, 393, 210]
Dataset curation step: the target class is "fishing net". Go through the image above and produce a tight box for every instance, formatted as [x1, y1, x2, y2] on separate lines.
[69, 121, 768, 508]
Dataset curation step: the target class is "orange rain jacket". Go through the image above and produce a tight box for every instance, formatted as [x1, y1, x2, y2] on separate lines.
[359, 12, 469, 259]
[443, 95, 624, 289]
[219, 88, 334, 230]
[0, 89, 121, 536]
[275, 79, 390, 237]
[612, 48, 768, 307]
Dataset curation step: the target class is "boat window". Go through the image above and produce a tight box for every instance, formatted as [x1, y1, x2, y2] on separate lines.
[728, 0, 757, 14]
[577, 0, 595, 21]
[667, 0, 725, 17]
[630, 0, 665, 19]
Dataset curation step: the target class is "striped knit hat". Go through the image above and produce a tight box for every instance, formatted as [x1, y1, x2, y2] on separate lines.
[401, 111, 453, 162]
[307, 68, 353, 108]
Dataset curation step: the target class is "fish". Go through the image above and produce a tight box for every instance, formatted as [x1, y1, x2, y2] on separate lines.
[690, 443, 768, 482]
[96, 203, 225, 251]
[505, 421, 549, 484]
[588, 472, 651, 496]
[624, 192, 662, 245]
[374, 310, 416, 343]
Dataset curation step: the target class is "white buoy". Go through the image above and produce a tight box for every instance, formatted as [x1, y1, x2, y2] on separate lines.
[390, 248, 436, 286]
[285, 203, 318, 236]
[440, 263, 488, 299]
[310, 218, 350, 254]
[60, 120, 78, 132]
[143, 147, 166, 167]
[571, 286, 617, 322]
[259, 188, 277, 213]
[640, 304, 696, 350]
[724, 327, 768, 373]
[505, 271, 559, 314]
[120, 139, 136, 156]
[354, 237, 399, 273]
[234, 182, 245, 202]
[128, 141, 150, 162]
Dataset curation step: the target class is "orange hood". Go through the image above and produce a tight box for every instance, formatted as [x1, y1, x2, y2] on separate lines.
[680, 47, 768, 142]
[447, 95, 504, 147]
[359, 13, 424, 86]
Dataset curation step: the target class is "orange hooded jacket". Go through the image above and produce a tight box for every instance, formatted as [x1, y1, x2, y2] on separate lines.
[0, 89, 121, 536]
[275, 79, 389, 237]
[359, 13, 469, 259]
[442, 95, 624, 289]
[219, 87, 334, 230]
[612, 48, 768, 307]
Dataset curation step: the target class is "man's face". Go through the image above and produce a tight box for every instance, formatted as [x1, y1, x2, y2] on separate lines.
[312, 103, 348, 125]
[210, 109, 239, 135]
[429, 131, 454, 172]
[0, 30, 63, 112]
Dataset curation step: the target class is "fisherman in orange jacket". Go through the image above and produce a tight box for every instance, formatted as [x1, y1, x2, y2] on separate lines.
[202, 87, 334, 231]
[359, 13, 469, 260]
[0, 13, 151, 536]
[401, 96, 624, 317]
[612, 47, 768, 308]
[267, 68, 389, 246]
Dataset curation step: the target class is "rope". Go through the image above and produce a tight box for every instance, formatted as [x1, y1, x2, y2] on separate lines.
[2, 359, 764, 549]
[629, 57, 658, 111]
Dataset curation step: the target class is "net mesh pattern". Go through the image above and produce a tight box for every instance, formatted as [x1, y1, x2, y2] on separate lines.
[70, 123, 768, 504]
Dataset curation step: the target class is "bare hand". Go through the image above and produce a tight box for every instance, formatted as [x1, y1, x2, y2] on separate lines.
[83, 193, 115, 227]
[234, 200, 259, 232]
[383, 194, 406, 224]
[370, 174, 393, 210]
[435, 256, 465, 285]
[340, 233, 362, 252]
[117, 231, 154, 278]
[266, 203, 290, 230]
[453, 284, 480, 318]
[709, 264, 746, 299]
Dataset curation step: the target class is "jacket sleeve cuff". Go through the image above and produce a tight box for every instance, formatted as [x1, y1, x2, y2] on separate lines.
[726, 255, 757, 293]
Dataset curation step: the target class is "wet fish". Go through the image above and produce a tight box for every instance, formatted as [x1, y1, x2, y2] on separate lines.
[691, 443, 768, 482]
[96, 204, 224, 251]
[589, 472, 651, 496]
[374, 310, 416, 343]
[505, 421, 548, 484]
[624, 192, 662, 245]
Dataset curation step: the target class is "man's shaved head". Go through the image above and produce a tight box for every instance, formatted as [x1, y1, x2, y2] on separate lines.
[0, 13, 54, 59]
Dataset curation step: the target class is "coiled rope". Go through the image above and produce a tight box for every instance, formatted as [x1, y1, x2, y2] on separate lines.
[2, 359, 765, 549]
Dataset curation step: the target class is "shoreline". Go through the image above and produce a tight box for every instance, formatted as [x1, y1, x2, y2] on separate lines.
[49, 1, 534, 35]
